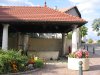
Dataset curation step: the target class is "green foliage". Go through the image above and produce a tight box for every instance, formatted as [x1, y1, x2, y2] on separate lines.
[97, 40, 100, 44]
[67, 25, 88, 39]
[0, 50, 28, 74]
[67, 32, 72, 39]
[0, 50, 45, 74]
[92, 18, 100, 36]
[88, 39, 93, 43]
[68, 53, 76, 58]
[34, 59, 44, 68]
[80, 25, 88, 37]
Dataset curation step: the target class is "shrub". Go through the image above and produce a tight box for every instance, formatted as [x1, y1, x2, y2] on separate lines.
[0, 50, 44, 74]
[0, 50, 28, 74]
[34, 59, 44, 68]
[97, 40, 100, 44]
[88, 39, 93, 44]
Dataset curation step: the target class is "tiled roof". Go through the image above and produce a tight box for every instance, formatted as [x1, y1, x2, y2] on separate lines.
[0, 6, 86, 23]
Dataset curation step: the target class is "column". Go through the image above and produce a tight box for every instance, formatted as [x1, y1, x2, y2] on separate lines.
[23, 33, 29, 55]
[59, 33, 66, 57]
[72, 25, 78, 53]
[62, 33, 67, 55]
[77, 28, 80, 48]
[18, 32, 23, 50]
[2, 24, 9, 50]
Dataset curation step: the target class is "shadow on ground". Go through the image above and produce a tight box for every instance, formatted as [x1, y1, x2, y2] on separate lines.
[89, 65, 100, 71]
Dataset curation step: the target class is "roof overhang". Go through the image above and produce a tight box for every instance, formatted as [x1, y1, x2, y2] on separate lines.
[0, 20, 87, 33]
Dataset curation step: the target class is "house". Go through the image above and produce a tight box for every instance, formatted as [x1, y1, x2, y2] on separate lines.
[0, 5, 87, 59]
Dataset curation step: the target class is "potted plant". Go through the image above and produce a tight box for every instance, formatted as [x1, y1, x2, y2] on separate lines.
[68, 49, 89, 70]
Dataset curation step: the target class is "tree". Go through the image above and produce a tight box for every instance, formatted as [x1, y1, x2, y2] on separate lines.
[67, 32, 72, 39]
[80, 25, 88, 38]
[97, 40, 100, 44]
[88, 38, 93, 44]
[92, 18, 100, 36]
[67, 25, 88, 39]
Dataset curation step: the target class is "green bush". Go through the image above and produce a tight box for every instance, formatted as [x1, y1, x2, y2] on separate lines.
[0, 50, 28, 74]
[88, 39, 93, 44]
[0, 50, 45, 74]
[34, 59, 44, 68]
[97, 40, 100, 44]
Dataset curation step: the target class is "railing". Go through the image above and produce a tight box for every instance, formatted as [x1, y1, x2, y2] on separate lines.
[81, 44, 95, 54]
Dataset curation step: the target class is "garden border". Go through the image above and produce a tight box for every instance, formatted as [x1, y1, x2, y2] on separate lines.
[2, 68, 41, 75]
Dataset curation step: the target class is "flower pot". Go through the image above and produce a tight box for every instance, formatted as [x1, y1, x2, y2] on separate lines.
[68, 57, 89, 70]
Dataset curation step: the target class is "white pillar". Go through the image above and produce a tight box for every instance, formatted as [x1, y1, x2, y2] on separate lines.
[2, 24, 9, 50]
[77, 28, 80, 48]
[72, 25, 78, 53]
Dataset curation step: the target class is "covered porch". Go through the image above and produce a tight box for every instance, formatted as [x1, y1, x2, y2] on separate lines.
[0, 6, 87, 59]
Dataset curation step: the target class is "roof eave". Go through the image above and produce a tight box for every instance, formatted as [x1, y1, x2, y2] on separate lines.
[0, 20, 87, 25]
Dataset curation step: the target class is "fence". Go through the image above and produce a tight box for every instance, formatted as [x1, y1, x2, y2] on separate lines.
[81, 44, 96, 54]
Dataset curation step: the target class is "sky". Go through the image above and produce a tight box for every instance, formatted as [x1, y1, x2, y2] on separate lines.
[0, 0, 100, 40]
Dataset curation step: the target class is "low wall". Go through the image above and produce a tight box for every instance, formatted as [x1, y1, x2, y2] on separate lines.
[28, 50, 59, 60]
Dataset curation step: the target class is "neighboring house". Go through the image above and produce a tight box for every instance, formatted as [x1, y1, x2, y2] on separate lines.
[0, 5, 87, 59]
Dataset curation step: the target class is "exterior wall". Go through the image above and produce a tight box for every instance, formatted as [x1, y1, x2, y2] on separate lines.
[28, 38, 62, 59]
[28, 38, 72, 58]
[66, 8, 79, 17]
[29, 38, 62, 51]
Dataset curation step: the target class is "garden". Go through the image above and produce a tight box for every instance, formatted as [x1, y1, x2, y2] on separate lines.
[0, 49, 44, 74]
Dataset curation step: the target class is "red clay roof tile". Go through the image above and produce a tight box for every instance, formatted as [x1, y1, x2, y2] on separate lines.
[0, 6, 86, 23]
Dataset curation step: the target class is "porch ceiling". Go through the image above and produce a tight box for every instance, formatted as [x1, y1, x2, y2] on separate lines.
[0, 21, 85, 33]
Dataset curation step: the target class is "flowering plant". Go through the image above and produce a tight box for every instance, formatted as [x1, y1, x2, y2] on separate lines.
[68, 49, 89, 58]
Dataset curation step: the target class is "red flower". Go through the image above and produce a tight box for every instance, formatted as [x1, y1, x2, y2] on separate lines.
[75, 49, 89, 58]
